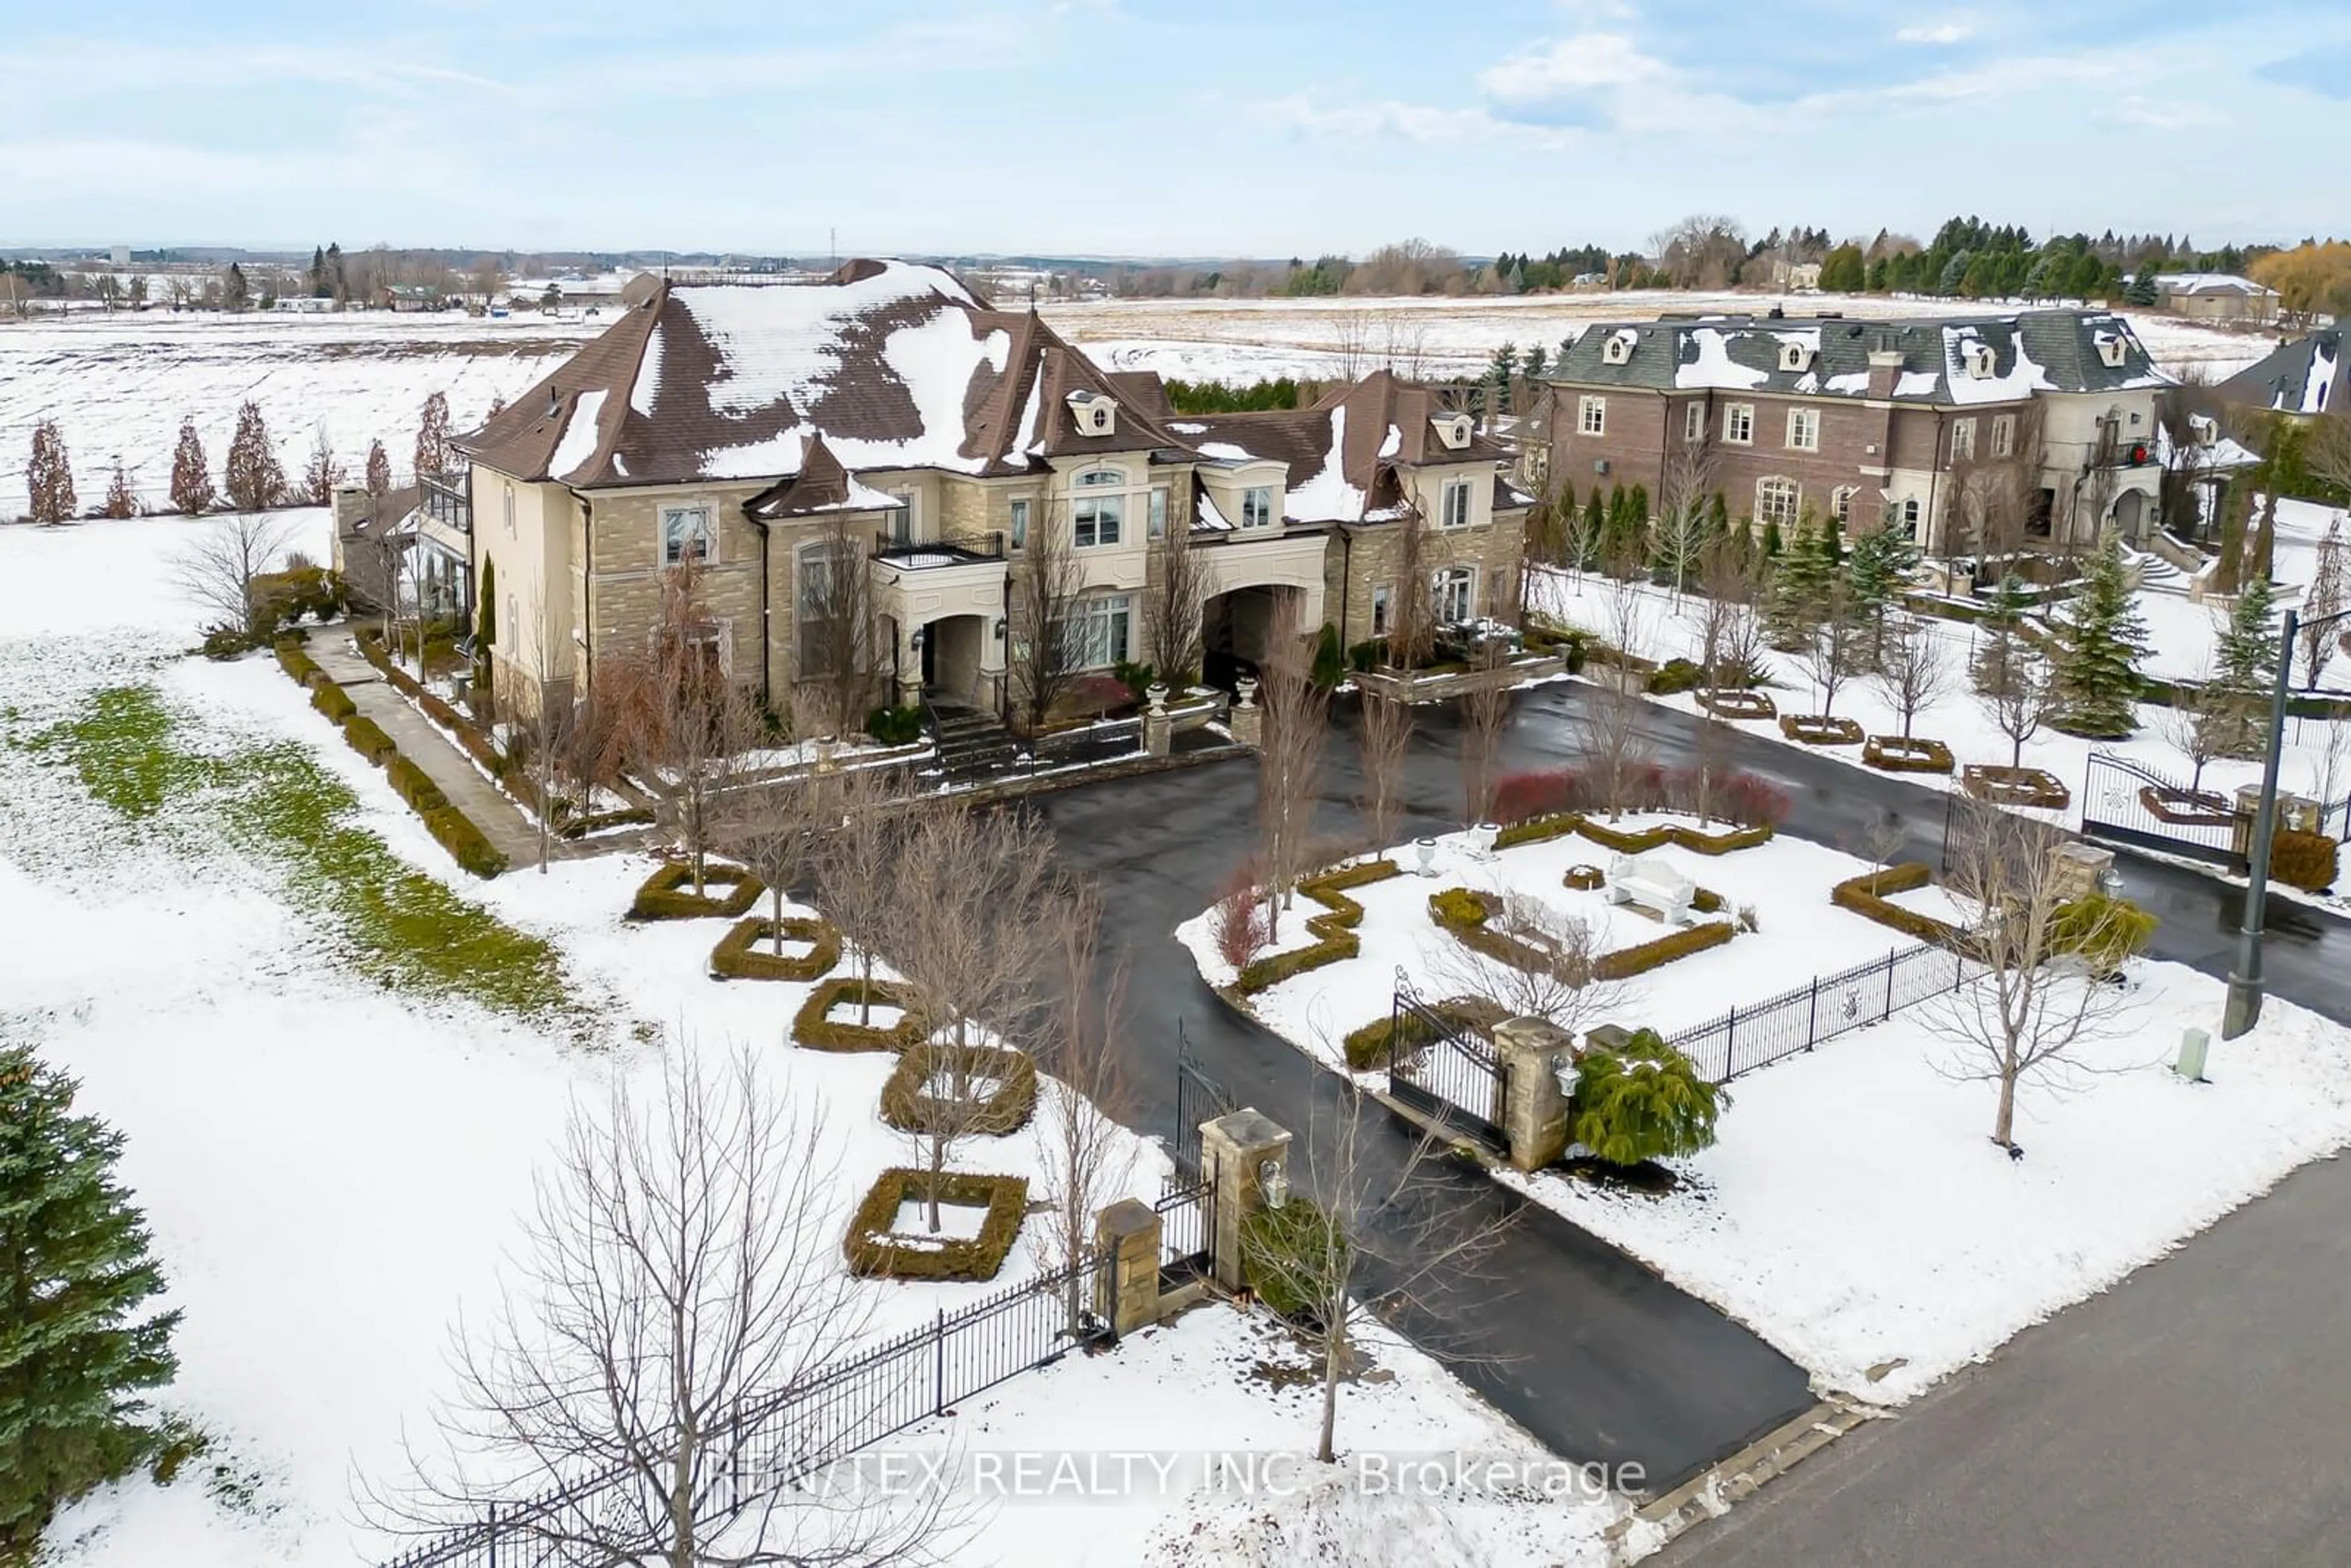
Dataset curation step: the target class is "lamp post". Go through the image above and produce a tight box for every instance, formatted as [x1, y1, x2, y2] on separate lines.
[2222, 603, 2351, 1038]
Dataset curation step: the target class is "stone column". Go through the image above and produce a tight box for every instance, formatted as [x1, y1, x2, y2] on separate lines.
[1228, 677, 1262, 749]
[1491, 1016, 1576, 1172]
[1094, 1198, 1162, 1337]
[2048, 841, 2115, 903]
[1142, 682, 1172, 757]
[896, 622, 924, 711]
[1200, 1108, 1292, 1291]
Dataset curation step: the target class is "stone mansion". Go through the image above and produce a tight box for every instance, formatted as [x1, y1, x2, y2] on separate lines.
[442, 260, 1529, 721]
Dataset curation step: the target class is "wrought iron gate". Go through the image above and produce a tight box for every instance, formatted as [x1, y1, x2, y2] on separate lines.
[1171, 1024, 1234, 1178]
[1387, 973, 1509, 1149]
[2080, 750, 2248, 871]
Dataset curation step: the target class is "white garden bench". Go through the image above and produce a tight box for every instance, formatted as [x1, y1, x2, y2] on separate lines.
[1603, 853, 1695, 926]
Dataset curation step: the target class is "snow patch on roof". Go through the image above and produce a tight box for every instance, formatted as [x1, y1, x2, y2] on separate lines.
[675, 263, 979, 421]
[1168, 421, 1208, 434]
[1824, 370, 1870, 394]
[1286, 407, 1362, 523]
[630, 330, 662, 417]
[548, 389, 607, 481]
[1379, 423, 1402, 459]
[1197, 441, 1257, 463]
[1895, 370, 1941, 399]
[2304, 342, 2337, 415]
[1676, 327, 1770, 391]
[1940, 323, 2050, 406]
[1011, 372, 1045, 456]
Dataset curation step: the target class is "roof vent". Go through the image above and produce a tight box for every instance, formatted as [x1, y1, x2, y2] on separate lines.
[547, 389, 563, 419]
[1600, 329, 1637, 366]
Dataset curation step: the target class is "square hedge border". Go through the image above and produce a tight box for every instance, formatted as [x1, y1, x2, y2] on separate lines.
[1960, 765, 2071, 811]
[709, 915, 842, 981]
[1862, 735, 1955, 775]
[1779, 714, 1865, 746]
[1232, 858, 1404, 995]
[1697, 688, 1776, 720]
[793, 977, 928, 1053]
[880, 1043, 1039, 1135]
[844, 1168, 1028, 1281]
[629, 861, 765, 921]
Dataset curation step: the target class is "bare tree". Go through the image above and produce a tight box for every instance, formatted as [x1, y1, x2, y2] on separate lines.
[1358, 691, 1412, 860]
[1873, 613, 1952, 738]
[1583, 572, 1652, 820]
[2160, 670, 2238, 798]
[299, 423, 344, 506]
[1797, 585, 1861, 719]
[514, 583, 572, 872]
[2310, 408, 2351, 502]
[812, 761, 913, 1026]
[2311, 714, 2351, 836]
[1425, 896, 1624, 1037]
[1010, 497, 1087, 729]
[364, 1043, 947, 1567]
[608, 566, 764, 896]
[1975, 626, 2060, 768]
[1929, 804, 2147, 1152]
[1457, 643, 1511, 827]
[1242, 1078, 1510, 1465]
[2298, 517, 2347, 689]
[1037, 883, 1137, 1335]
[795, 513, 880, 740]
[719, 768, 833, 944]
[174, 511, 297, 639]
[893, 798, 1063, 1232]
[1386, 509, 1433, 669]
[1142, 518, 1208, 688]
[1256, 604, 1328, 914]
[1698, 539, 1763, 689]
[1652, 441, 1717, 599]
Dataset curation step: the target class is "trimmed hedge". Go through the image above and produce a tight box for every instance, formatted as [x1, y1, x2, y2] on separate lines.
[310, 682, 358, 723]
[1562, 864, 1604, 891]
[422, 805, 509, 878]
[2049, 893, 2158, 974]
[1862, 735, 1956, 775]
[844, 1168, 1028, 1281]
[1831, 864, 1963, 947]
[2272, 830, 2341, 893]
[1339, 997, 1508, 1071]
[274, 638, 323, 686]
[1232, 858, 1404, 996]
[1779, 714, 1865, 746]
[879, 1043, 1039, 1135]
[628, 861, 765, 921]
[793, 977, 926, 1053]
[1240, 1195, 1347, 1320]
[1960, 765, 2071, 811]
[1592, 919, 1736, 981]
[386, 754, 449, 814]
[1493, 811, 1772, 858]
[1645, 657, 1704, 696]
[343, 715, 397, 765]
[709, 915, 843, 981]
[1697, 688, 1775, 720]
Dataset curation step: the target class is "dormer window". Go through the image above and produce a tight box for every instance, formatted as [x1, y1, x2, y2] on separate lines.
[1431, 413, 1473, 451]
[1601, 329, 1637, 366]
[1779, 342, 1814, 373]
[1066, 390, 1117, 437]
[2189, 413, 2219, 446]
[2094, 330, 2129, 369]
[1962, 342, 1997, 380]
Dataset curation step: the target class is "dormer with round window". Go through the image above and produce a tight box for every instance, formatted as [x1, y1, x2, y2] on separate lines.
[1065, 390, 1118, 437]
[1779, 341, 1815, 373]
[2093, 329, 2129, 370]
[1430, 413, 1474, 451]
[1600, 329, 1638, 366]
[1962, 342, 1997, 379]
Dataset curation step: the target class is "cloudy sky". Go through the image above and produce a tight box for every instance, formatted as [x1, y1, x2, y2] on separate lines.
[7, 0, 2347, 257]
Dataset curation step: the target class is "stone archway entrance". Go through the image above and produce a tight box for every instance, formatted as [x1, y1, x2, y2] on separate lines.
[918, 613, 989, 707]
[2112, 489, 2147, 544]
[1201, 585, 1303, 691]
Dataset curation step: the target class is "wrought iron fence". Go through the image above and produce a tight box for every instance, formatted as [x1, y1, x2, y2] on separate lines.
[2079, 749, 2249, 871]
[1667, 942, 1970, 1085]
[1388, 973, 1509, 1148]
[377, 1254, 1111, 1568]
[1153, 1176, 1215, 1283]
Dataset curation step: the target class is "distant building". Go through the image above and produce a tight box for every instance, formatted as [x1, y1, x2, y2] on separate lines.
[273, 295, 334, 314]
[110, 244, 131, 268]
[378, 283, 445, 313]
[2151, 273, 2280, 325]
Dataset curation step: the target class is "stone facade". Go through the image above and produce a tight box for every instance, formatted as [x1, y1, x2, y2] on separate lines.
[1327, 508, 1528, 648]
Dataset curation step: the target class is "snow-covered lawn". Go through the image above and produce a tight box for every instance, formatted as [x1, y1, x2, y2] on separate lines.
[0, 511, 1608, 1567]
[1500, 961, 2351, 1406]
[1526, 547, 2351, 850]
[1178, 821, 1920, 1076]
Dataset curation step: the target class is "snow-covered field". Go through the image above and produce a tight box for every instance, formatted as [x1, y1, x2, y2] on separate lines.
[0, 312, 587, 514]
[1041, 290, 2276, 387]
[0, 511, 1617, 1567]
[1179, 830, 2351, 1409]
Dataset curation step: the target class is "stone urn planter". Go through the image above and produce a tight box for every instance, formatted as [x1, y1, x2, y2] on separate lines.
[1414, 837, 1439, 877]
[1468, 822, 1501, 859]
[1144, 682, 1169, 715]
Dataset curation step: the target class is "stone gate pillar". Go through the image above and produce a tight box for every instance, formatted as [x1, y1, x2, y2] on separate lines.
[1491, 1016, 1577, 1172]
[1094, 1198, 1161, 1338]
[1199, 1108, 1291, 1291]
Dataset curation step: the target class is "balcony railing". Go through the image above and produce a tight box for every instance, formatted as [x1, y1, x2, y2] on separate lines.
[871, 530, 1005, 567]
[419, 470, 471, 535]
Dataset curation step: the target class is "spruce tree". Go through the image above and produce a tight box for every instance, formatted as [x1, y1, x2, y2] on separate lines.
[1765, 514, 1832, 650]
[1845, 522, 1920, 668]
[2053, 535, 2150, 737]
[168, 418, 214, 516]
[1972, 574, 2034, 694]
[223, 400, 285, 512]
[1759, 517, 1782, 557]
[0, 1048, 180, 1551]
[2213, 572, 2282, 704]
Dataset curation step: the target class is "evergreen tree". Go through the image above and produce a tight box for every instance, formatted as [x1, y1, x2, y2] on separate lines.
[2053, 535, 2150, 737]
[0, 1047, 181, 1551]
[222, 262, 247, 312]
[168, 418, 214, 516]
[2211, 477, 2251, 595]
[1764, 514, 1832, 650]
[1580, 489, 1606, 570]
[24, 420, 77, 524]
[1759, 517, 1781, 557]
[2209, 572, 2282, 756]
[363, 440, 392, 497]
[1819, 511, 1845, 567]
[1845, 522, 1919, 666]
[308, 245, 327, 298]
[1971, 574, 2034, 694]
[101, 462, 138, 519]
[223, 400, 285, 512]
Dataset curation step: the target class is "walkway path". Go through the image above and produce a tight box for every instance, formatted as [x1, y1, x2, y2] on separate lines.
[307, 636, 544, 869]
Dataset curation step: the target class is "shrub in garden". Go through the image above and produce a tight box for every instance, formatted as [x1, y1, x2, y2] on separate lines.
[309, 682, 357, 722]
[1111, 659, 1158, 700]
[1571, 1029, 1725, 1168]
[200, 624, 252, 661]
[2271, 830, 2340, 893]
[2047, 894, 2158, 975]
[342, 716, 397, 765]
[709, 916, 842, 982]
[863, 705, 923, 745]
[1240, 1195, 1346, 1322]
[1492, 767, 1586, 824]
[422, 806, 508, 878]
[1646, 657, 1703, 695]
[1212, 867, 1273, 970]
[1427, 887, 1493, 930]
[1591, 920, 1735, 980]
[1311, 623, 1345, 689]
[1719, 771, 1791, 830]
[628, 861, 764, 920]
[792, 977, 924, 1052]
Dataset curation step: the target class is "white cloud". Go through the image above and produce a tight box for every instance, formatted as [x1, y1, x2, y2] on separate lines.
[1479, 32, 1668, 102]
[1896, 21, 1974, 45]
[1556, 0, 1638, 17]
[1262, 94, 1565, 148]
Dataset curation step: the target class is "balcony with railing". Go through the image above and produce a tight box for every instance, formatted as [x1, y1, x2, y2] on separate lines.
[870, 527, 1005, 569]
[418, 470, 471, 536]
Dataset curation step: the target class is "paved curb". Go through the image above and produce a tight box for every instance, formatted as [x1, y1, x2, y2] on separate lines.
[1608, 1398, 1878, 1561]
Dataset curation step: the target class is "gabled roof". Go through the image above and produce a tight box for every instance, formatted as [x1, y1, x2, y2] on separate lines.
[744, 435, 906, 519]
[1547, 309, 2170, 405]
[2154, 272, 2278, 299]
[958, 315, 1199, 470]
[1180, 370, 1519, 527]
[2218, 330, 2342, 418]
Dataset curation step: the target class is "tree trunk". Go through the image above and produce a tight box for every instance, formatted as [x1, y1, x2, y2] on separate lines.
[772, 886, 787, 954]
[1993, 1056, 2019, 1147]
[1317, 1308, 1344, 1465]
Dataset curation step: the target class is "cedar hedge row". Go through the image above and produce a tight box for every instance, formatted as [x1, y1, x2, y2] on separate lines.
[708, 915, 842, 981]
[423, 806, 509, 878]
[387, 754, 449, 814]
[1592, 918, 1736, 980]
[628, 861, 765, 920]
[1831, 863, 1964, 947]
[879, 1043, 1039, 1135]
[843, 1168, 1028, 1281]
[1778, 715, 1866, 746]
[1231, 858, 1404, 996]
[1495, 812, 1774, 857]
[310, 682, 358, 723]
[343, 715, 397, 765]
[792, 977, 926, 1053]
[274, 638, 324, 686]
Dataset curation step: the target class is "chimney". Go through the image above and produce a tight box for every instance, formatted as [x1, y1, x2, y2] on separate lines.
[1867, 348, 1905, 400]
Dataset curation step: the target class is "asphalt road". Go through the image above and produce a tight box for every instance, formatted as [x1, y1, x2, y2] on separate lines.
[1030, 680, 2351, 1518]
